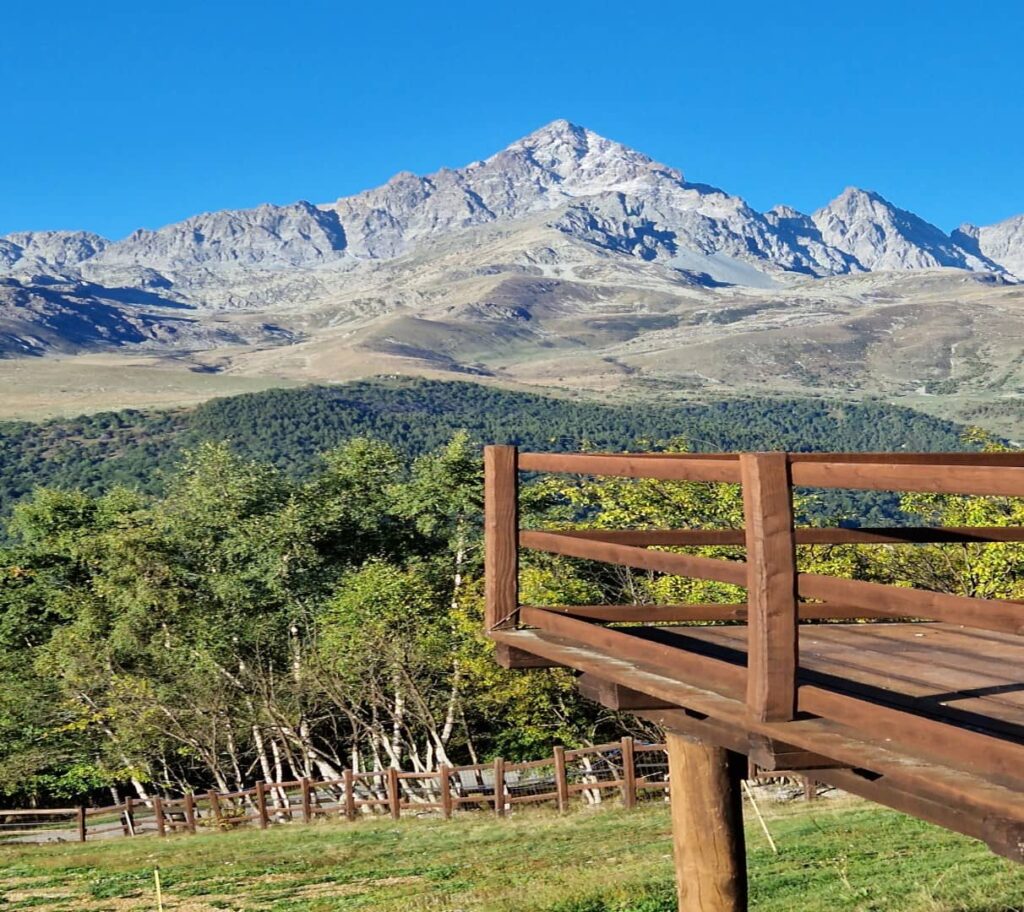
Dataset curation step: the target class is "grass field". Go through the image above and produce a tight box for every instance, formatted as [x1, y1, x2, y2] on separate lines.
[1, 798, 1023, 911]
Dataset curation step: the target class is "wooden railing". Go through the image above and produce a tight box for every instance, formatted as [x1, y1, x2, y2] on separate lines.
[3, 740, 809, 844]
[484, 447, 1024, 782]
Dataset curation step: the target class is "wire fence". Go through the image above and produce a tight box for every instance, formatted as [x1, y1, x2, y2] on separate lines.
[0, 738, 820, 844]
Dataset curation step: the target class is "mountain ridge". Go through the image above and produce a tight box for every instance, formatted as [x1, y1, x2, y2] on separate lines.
[4, 120, 1020, 290]
[2, 120, 1024, 440]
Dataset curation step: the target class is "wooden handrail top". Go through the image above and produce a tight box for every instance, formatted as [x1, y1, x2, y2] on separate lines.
[520, 450, 1024, 465]
[517, 452, 741, 482]
[517, 449, 1024, 495]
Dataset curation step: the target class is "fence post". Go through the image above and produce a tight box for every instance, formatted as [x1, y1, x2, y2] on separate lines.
[621, 737, 637, 810]
[184, 793, 196, 834]
[123, 797, 136, 836]
[484, 445, 519, 630]
[208, 789, 222, 828]
[439, 764, 453, 820]
[153, 796, 166, 838]
[343, 769, 356, 821]
[553, 746, 569, 813]
[255, 781, 269, 829]
[493, 757, 506, 817]
[804, 776, 817, 801]
[300, 778, 313, 823]
[76, 806, 86, 843]
[740, 452, 798, 722]
[388, 768, 401, 821]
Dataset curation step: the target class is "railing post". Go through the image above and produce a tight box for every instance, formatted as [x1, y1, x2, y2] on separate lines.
[300, 778, 313, 824]
[184, 793, 196, 834]
[439, 764, 453, 820]
[484, 445, 519, 630]
[255, 780, 269, 829]
[123, 797, 136, 836]
[76, 806, 86, 843]
[740, 452, 798, 722]
[493, 757, 506, 817]
[208, 789, 222, 828]
[153, 796, 166, 838]
[621, 737, 637, 809]
[388, 768, 401, 820]
[343, 769, 356, 820]
[553, 746, 569, 813]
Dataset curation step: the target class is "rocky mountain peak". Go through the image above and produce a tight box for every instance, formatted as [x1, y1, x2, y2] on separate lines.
[812, 187, 999, 273]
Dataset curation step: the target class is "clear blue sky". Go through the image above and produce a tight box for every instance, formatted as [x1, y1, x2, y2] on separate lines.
[2, 0, 1022, 239]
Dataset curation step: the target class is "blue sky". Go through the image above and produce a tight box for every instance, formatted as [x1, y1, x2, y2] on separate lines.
[2, 1, 1022, 239]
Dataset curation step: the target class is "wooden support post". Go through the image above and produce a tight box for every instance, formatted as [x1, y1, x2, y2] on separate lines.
[123, 797, 136, 836]
[666, 732, 747, 912]
[439, 764, 453, 820]
[484, 445, 518, 630]
[388, 768, 401, 820]
[255, 780, 269, 829]
[553, 746, 569, 813]
[208, 789, 222, 828]
[153, 796, 166, 838]
[493, 757, 506, 817]
[300, 778, 313, 824]
[621, 737, 637, 810]
[76, 806, 86, 843]
[740, 452, 798, 722]
[184, 793, 196, 834]
[343, 769, 356, 821]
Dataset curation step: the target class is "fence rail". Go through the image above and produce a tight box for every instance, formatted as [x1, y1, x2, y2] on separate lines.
[0, 739, 816, 844]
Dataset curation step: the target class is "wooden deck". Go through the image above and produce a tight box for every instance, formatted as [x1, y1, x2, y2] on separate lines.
[483, 448, 1024, 909]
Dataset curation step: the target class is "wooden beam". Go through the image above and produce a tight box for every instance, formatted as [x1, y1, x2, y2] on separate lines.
[517, 452, 741, 482]
[494, 642, 564, 669]
[520, 606, 746, 697]
[484, 445, 519, 630]
[791, 461, 1024, 496]
[534, 602, 891, 622]
[577, 673, 677, 710]
[798, 573, 1024, 635]
[797, 684, 1024, 790]
[747, 734, 843, 772]
[556, 526, 1024, 546]
[741, 453, 798, 722]
[666, 732, 747, 912]
[813, 768, 1024, 864]
[519, 530, 747, 586]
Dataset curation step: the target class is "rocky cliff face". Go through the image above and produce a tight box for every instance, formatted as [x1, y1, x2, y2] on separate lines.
[955, 215, 1024, 280]
[810, 188, 999, 272]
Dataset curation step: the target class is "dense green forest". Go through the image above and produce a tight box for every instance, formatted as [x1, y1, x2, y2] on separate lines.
[0, 377, 976, 524]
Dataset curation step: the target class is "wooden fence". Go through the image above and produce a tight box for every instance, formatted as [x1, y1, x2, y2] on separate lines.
[0, 739, 816, 844]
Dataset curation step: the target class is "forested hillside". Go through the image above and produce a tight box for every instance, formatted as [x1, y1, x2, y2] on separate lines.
[2, 428, 1021, 808]
[0, 377, 973, 521]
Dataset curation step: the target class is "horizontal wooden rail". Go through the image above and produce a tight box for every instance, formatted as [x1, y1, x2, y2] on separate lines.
[556, 527, 1024, 546]
[790, 461, 1024, 495]
[517, 452, 741, 482]
[532, 602, 892, 621]
[798, 573, 1024, 635]
[519, 530, 747, 586]
[519, 606, 746, 697]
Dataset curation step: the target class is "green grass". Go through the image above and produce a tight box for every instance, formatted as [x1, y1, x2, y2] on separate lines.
[1, 798, 1022, 911]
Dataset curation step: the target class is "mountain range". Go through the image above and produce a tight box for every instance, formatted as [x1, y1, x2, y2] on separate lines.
[2, 120, 1024, 435]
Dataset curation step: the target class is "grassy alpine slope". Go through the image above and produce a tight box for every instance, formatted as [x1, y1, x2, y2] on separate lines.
[1, 800, 1023, 912]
